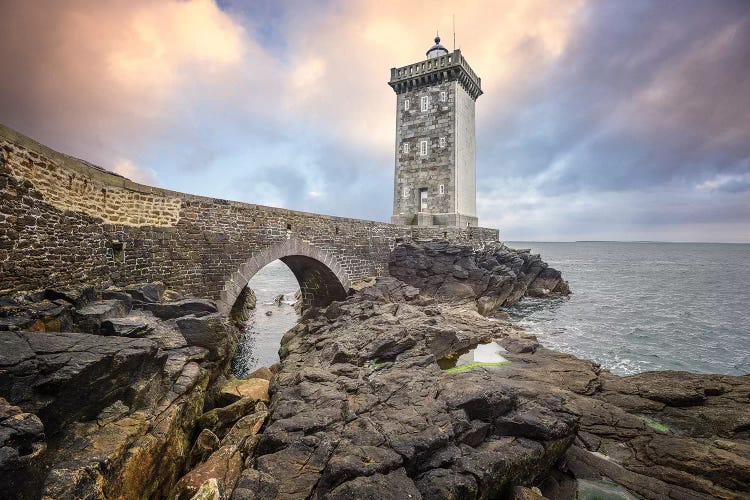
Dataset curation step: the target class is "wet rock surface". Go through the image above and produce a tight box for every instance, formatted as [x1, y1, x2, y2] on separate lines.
[243, 274, 748, 499]
[248, 278, 579, 499]
[389, 241, 570, 315]
[1, 243, 748, 499]
[0, 397, 45, 495]
[0, 283, 240, 499]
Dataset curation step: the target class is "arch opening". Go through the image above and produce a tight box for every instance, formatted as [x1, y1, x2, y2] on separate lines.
[232, 259, 300, 377]
[279, 255, 348, 309]
[217, 238, 351, 317]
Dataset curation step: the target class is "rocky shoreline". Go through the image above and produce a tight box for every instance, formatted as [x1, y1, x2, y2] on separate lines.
[1, 242, 748, 499]
[0, 283, 243, 499]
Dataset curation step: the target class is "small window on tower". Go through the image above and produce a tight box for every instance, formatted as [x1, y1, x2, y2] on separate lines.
[439, 137, 446, 148]
[439, 184, 445, 194]
[403, 186, 409, 198]
[402, 143, 410, 154]
[404, 98, 410, 110]
[420, 140, 428, 156]
[421, 96, 429, 111]
[440, 91, 446, 102]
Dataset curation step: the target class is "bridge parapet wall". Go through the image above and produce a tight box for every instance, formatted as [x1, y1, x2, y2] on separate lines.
[0, 124, 498, 304]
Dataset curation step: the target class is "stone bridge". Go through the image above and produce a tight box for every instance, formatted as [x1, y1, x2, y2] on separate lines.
[0, 124, 498, 313]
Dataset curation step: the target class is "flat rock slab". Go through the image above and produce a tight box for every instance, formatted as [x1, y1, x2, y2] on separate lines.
[144, 299, 218, 320]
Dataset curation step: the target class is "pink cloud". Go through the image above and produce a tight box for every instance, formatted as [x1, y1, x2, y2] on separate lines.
[0, 0, 585, 168]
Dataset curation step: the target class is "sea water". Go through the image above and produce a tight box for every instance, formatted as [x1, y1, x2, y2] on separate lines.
[234, 243, 750, 377]
[505, 242, 750, 375]
[231, 260, 300, 377]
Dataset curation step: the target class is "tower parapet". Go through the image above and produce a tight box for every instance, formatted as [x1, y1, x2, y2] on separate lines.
[388, 48, 483, 101]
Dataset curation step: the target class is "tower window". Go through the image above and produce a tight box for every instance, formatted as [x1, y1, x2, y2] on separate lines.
[421, 96, 429, 111]
[402, 142, 409, 154]
[439, 137, 446, 148]
[440, 91, 446, 102]
[420, 140, 428, 156]
[439, 184, 445, 194]
[403, 186, 409, 198]
[404, 98, 410, 110]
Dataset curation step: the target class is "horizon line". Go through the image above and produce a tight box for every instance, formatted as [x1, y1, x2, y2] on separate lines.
[503, 240, 750, 245]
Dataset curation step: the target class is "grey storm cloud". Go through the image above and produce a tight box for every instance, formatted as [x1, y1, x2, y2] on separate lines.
[478, 0, 750, 196]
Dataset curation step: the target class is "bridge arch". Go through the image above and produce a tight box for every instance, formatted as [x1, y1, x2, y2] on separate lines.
[216, 238, 351, 315]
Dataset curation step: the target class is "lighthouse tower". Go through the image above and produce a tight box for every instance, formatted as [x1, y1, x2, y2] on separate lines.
[388, 35, 483, 227]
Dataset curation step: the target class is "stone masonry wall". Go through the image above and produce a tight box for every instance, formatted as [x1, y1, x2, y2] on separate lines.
[455, 82, 477, 218]
[393, 80, 455, 218]
[0, 124, 498, 306]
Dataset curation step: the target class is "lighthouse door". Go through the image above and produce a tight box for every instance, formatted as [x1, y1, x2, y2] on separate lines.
[419, 188, 428, 212]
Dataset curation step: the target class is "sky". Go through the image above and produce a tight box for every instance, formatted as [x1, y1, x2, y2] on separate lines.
[1, 0, 748, 242]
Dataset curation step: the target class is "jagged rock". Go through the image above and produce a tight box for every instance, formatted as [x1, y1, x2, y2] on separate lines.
[44, 287, 95, 307]
[415, 468, 478, 499]
[0, 397, 46, 499]
[511, 485, 547, 499]
[172, 445, 242, 500]
[39, 351, 213, 500]
[187, 429, 221, 472]
[0, 330, 159, 435]
[326, 468, 422, 499]
[177, 313, 233, 361]
[251, 270, 750, 500]
[121, 282, 165, 303]
[219, 378, 270, 406]
[253, 278, 579, 499]
[164, 289, 185, 301]
[0, 283, 241, 499]
[316, 444, 404, 493]
[575, 478, 637, 500]
[143, 298, 218, 320]
[0, 299, 72, 332]
[221, 410, 268, 449]
[100, 316, 153, 337]
[0, 313, 32, 331]
[230, 469, 279, 500]
[526, 267, 568, 298]
[389, 241, 570, 314]
[359, 276, 421, 303]
[198, 398, 259, 439]
[231, 287, 257, 324]
[247, 367, 274, 381]
[273, 294, 284, 306]
[73, 299, 131, 334]
[101, 289, 135, 308]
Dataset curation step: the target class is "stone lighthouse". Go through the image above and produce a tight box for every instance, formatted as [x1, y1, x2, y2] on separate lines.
[389, 35, 483, 227]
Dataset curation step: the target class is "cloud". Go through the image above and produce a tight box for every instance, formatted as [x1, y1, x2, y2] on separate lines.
[0, 0, 748, 242]
[697, 172, 750, 194]
[0, 0, 281, 168]
[110, 158, 159, 186]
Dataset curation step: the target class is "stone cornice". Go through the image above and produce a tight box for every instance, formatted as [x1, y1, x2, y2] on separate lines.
[388, 49, 483, 101]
